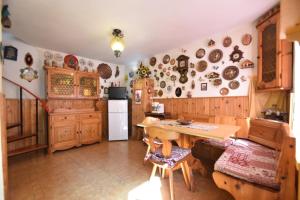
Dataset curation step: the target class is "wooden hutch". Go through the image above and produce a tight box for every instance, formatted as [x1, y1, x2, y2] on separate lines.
[256, 6, 293, 91]
[45, 66, 102, 153]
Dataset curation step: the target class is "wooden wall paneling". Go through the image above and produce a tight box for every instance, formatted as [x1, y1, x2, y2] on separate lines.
[195, 98, 210, 116]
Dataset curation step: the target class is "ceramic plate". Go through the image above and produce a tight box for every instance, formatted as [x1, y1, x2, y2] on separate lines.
[196, 60, 208, 72]
[158, 89, 163, 97]
[163, 55, 170, 64]
[220, 87, 229, 96]
[208, 49, 223, 63]
[87, 60, 94, 68]
[229, 80, 240, 89]
[54, 53, 63, 61]
[223, 66, 239, 80]
[242, 34, 252, 45]
[170, 58, 175, 65]
[191, 70, 196, 77]
[79, 58, 86, 66]
[64, 55, 78, 69]
[44, 51, 53, 60]
[196, 48, 206, 59]
[175, 87, 182, 97]
[212, 78, 222, 86]
[160, 81, 166, 88]
[150, 57, 156, 66]
[97, 63, 112, 79]
[223, 36, 232, 47]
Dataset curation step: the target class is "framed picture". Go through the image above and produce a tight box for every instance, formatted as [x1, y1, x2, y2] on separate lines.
[4, 45, 18, 61]
[201, 83, 207, 91]
[135, 90, 142, 104]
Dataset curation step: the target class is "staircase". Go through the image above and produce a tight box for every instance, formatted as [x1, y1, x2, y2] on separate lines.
[3, 77, 49, 157]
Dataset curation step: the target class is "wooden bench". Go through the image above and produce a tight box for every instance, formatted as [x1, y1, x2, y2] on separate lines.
[213, 119, 296, 200]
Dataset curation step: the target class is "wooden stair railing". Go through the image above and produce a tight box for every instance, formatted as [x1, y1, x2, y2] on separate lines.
[2, 77, 49, 157]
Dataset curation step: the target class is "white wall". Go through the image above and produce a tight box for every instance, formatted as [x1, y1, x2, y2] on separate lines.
[3, 32, 127, 99]
[128, 23, 257, 98]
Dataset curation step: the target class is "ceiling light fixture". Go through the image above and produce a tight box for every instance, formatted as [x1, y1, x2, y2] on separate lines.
[111, 29, 125, 58]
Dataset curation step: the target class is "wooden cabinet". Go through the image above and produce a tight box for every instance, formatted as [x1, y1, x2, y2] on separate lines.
[49, 112, 102, 152]
[46, 67, 99, 99]
[257, 11, 293, 91]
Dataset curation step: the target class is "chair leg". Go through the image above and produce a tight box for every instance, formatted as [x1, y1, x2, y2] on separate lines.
[180, 162, 191, 190]
[143, 145, 151, 165]
[168, 169, 174, 200]
[162, 168, 165, 179]
[150, 164, 158, 180]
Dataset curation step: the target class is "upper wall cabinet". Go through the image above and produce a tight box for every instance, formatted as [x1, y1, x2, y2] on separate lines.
[256, 9, 293, 91]
[45, 67, 99, 99]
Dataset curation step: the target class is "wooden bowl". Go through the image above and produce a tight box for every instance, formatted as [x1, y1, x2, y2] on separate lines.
[176, 119, 193, 125]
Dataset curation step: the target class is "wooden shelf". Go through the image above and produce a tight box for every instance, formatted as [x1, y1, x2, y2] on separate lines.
[7, 134, 36, 143]
[8, 144, 48, 157]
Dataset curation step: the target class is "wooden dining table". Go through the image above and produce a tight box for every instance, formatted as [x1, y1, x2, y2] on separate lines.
[137, 119, 240, 190]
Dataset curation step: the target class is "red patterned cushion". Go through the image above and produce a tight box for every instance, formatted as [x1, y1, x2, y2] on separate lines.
[214, 139, 280, 190]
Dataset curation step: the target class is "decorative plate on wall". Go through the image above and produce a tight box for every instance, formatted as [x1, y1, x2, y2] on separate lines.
[196, 48, 206, 59]
[87, 60, 94, 68]
[230, 46, 243, 63]
[64, 55, 78, 69]
[196, 60, 208, 72]
[158, 63, 163, 69]
[229, 80, 240, 89]
[223, 66, 239, 80]
[212, 78, 222, 86]
[208, 49, 223, 63]
[223, 36, 232, 47]
[220, 87, 229, 96]
[97, 63, 112, 79]
[160, 72, 164, 78]
[170, 58, 175, 65]
[79, 58, 86, 66]
[163, 55, 170, 64]
[54, 53, 63, 62]
[175, 87, 182, 97]
[44, 51, 53, 60]
[160, 81, 166, 88]
[191, 70, 196, 77]
[150, 57, 156, 66]
[158, 89, 163, 97]
[241, 34, 252, 46]
[24, 53, 33, 66]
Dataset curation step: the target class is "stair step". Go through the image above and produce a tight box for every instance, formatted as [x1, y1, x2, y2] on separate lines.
[7, 134, 37, 143]
[8, 144, 48, 157]
[7, 123, 22, 129]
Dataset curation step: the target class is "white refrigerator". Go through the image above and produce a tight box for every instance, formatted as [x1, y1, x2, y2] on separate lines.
[108, 100, 128, 141]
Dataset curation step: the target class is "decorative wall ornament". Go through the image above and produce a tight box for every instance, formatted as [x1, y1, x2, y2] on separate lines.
[199, 76, 205, 82]
[87, 60, 94, 68]
[230, 46, 243, 63]
[222, 66, 239, 80]
[115, 66, 120, 77]
[228, 80, 240, 89]
[54, 53, 63, 62]
[191, 80, 195, 89]
[160, 81, 166, 88]
[240, 75, 247, 82]
[2, 5, 11, 28]
[150, 57, 156, 66]
[196, 60, 208, 72]
[163, 54, 170, 64]
[176, 55, 189, 84]
[170, 58, 175, 65]
[171, 75, 177, 86]
[24, 53, 33, 66]
[208, 49, 223, 63]
[240, 59, 254, 69]
[20, 66, 38, 82]
[160, 72, 164, 78]
[191, 70, 196, 77]
[223, 36, 232, 47]
[136, 62, 151, 78]
[187, 91, 192, 98]
[135, 90, 142, 104]
[211, 78, 222, 86]
[208, 39, 215, 47]
[175, 87, 182, 97]
[241, 34, 252, 46]
[190, 63, 195, 68]
[212, 66, 219, 70]
[167, 85, 172, 92]
[44, 51, 53, 60]
[158, 89, 163, 97]
[205, 72, 220, 79]
[158, 63, 163, 69]
[129, 71, 134, 78]
[201, 83, 207, 91]
[220, 87, 229, 96]
[79, 58, 86, 67]
[97, 63, 112, 79]
[64, 55, 78, 69]
[195, 48, 206, 58]
[4, 45, 17, 61]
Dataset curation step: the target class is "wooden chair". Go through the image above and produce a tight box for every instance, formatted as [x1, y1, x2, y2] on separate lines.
[212, 119, 296, 200]
[146, 126, 192, 200]
[141, 117, 161, 162]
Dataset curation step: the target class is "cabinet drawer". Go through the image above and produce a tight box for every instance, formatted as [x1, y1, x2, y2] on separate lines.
[80, 113, 100, 120]
[51, 115, 76, 121]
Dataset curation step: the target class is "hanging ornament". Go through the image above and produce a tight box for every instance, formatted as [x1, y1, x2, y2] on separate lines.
[191, 80, 195, 89]
[115, 66, 120, 77]
[230, 46, 244, 63]
[20, 66, 38, 82]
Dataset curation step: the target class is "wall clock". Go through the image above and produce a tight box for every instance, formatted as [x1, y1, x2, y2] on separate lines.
[230, 46, 244, 63]
[176, 55, 189, 84]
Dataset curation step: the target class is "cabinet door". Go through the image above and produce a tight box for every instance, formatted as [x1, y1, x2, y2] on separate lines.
[77, 73, 99, 99]
[80, 119, 101, 144]
[47, 69, 77, 98]
[50, 121, 79, 152]
[257, 13, 281, 89]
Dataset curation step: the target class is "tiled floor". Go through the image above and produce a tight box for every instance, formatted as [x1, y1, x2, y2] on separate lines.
[8, 140, 233, 200]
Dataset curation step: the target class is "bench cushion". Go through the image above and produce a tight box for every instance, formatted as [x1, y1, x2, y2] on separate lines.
[214, 139, 280, 190]
[145, 146, 191, 168]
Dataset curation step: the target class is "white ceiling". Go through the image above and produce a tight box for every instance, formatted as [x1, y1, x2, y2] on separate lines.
[6, 0, 278, 66]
